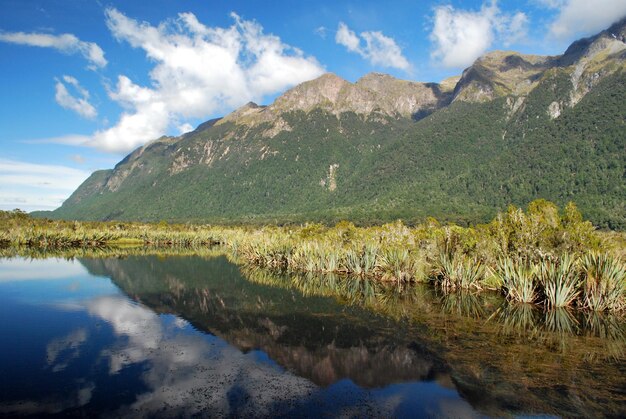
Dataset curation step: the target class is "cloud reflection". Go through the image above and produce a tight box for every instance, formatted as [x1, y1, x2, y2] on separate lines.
[0, 381, 95, 416]
[46, 328, 88, 372]
[0, 257, 481, 417]
[86, 296, 319, 417]
[0, 258, 87, 282]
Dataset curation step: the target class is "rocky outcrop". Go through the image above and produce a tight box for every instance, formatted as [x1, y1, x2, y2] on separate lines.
[559, 16, 626, 66]
[272, 73, 352, 113]
[355, 72, 450, 119]
[452, 51, 555, 103]
[220, 72, 452, 129]
[453, 18, 626, 104]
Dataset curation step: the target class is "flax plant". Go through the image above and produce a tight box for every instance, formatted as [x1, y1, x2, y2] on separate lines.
[433, 253, 485, 290]
[538, 254, 580, 309]
[342, 244, 379, 277]
[495, 257, 538, 304]
[579, 252, 626, 312]
[378, 247, 413, 282]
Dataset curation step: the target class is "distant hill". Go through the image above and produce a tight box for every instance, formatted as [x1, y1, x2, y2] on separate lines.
[49, 18, 626, 228]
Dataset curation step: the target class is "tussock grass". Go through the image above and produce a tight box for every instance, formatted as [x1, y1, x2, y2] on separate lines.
[580, 253, 626, 311]
[433, 253, 485, 290]
[538, 255, 580, 309]
[496, 257, 538, 304]
[2, 199, 625, 313]
[492, 254, 626, 312]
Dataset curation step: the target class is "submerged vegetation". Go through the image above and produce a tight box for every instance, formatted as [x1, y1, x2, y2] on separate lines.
[1, 199, 625, 313]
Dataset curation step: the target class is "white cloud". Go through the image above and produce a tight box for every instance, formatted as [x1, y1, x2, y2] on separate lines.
[314, 26, 328, 39]
[544, 0, 626, 39]
[77, 8, 325, 153]
[429, 3, 529, 68]
[0, 159, 90, 211]
[361, 31, 411, 69]
[177, 123, 194, 134]
[535, 0, 564, 7]
[335, 22, 411, 71]
[69, 154, 86, 164]
[55, 75, 97, 119]
[0, 31, 107, 68]
[534, 0, 566, 9]
[336, 22, 361, 52]
[23, 134, 91, 147]
[510, 12, 530, 44]
[46, 328, 88, 372]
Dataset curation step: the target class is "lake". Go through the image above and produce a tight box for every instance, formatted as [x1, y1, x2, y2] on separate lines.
[0, 253, 624, 417]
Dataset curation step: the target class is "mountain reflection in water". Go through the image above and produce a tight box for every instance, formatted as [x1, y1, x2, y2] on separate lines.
[82, 255, 625, 417]
[0, 254, 624, 418]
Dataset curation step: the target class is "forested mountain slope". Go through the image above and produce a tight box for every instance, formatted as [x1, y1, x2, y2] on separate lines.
[49, 19, 626, 228]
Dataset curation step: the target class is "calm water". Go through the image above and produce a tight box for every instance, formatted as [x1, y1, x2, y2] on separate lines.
[0, 254, 624, 418]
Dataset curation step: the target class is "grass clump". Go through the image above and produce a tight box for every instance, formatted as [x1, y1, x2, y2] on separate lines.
[433, 252, 485, 290]
[580, 253, 626, 312]
[378, 247, 413, 282]
[342, 244, 379, 277]
[2, 199, 625, 313]
[496, 258, 538, 304]
[538, 254, 580, 309]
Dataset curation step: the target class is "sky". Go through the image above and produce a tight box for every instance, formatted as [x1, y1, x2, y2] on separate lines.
[1, 0, 625, 211]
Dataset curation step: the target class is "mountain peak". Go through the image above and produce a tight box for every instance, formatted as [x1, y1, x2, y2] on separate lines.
[218, 71, 451, 127]
[608, 16, 626, 40]
[218, 101, 266, 125]
[355, 72, 404, 92]
[452, 50, 556, 102]
[357, 72, 396, 83]
[560, 16, 626, 65]
[272, 73, 350, 112]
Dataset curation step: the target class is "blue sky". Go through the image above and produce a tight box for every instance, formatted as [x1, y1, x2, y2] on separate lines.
[1, 0, 625, 211]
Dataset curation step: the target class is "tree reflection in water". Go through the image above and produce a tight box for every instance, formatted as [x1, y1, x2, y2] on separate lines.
[77, 253, 625, 418]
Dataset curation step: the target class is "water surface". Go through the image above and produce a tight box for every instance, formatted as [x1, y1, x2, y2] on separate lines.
[0, 254, 624, 417]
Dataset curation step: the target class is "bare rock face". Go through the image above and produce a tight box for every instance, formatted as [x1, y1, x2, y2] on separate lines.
[355, 73, 448, 117]
[220, 72, 452, 132]
[273, 73, 351, 113]
[547, 101, 562, 119]
[452, 17, 625, 106]
[453, 51, 555, 103]
[563, 19, 626, 107]
[104, 136, 174, 191]
[217, 101, 266, 125]
[559, 16, 626, 66]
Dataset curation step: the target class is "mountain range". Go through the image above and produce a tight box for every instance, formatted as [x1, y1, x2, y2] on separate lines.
[46, 19, 626, 228]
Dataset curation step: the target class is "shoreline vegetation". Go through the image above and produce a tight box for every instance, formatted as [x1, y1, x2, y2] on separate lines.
[1, 199, 625, 313]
